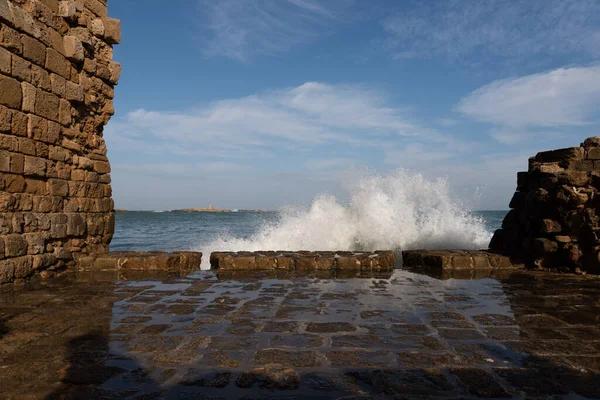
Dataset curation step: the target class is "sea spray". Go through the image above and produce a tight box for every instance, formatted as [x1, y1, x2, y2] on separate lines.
[199, 170, 492, 269]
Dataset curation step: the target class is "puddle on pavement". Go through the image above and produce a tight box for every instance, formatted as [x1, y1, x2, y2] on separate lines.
[1, 268, 600, 399]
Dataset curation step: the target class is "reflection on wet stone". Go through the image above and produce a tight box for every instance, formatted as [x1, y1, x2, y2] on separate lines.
[2, 269, 600, 398]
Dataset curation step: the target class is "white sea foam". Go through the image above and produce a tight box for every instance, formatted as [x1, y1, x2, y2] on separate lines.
[199, 170, 492, 269]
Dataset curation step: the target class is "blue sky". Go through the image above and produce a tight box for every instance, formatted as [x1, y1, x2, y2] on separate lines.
[105, 0, 600, 211]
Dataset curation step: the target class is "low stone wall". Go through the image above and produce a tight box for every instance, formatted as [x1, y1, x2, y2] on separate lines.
[73, 251, 202, 272]
[490, 137, 600, 274]
[210, 251, 397, 271]
[402, 250, 519, 271]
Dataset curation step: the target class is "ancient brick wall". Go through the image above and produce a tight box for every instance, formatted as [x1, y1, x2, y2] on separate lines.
[0, 0, 120, 285]
[490, 137, 600, 274]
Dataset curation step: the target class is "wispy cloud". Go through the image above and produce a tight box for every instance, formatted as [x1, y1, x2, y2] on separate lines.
[197, 0, 352, 61]
[384, 144, 457, 169]
[457, 66, 600, 133]
[106, 82, 435, 159]
[381, 0, 600, 64]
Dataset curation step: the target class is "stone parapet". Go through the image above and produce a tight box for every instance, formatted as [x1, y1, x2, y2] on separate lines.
[0, 0, 119, 284]
[490, 137, 600, 274]
[210, 251, 397, 271]
[74, 251, 203, 272]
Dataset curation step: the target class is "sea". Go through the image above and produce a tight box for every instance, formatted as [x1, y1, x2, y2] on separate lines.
[111, 171, 507, 270]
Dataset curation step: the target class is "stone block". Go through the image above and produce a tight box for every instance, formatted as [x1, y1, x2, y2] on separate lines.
[93, 160, 110, 173]
[5, 174, 26, 192]
[84, 0, 107, 17]
[21, 35, 46, 66]
[0, 74, 22, 109]
[102, 17, 120, 44]
[536, 147, 584, 163]
[12, 54, 32, 82]
[11, 255, 34, 279]
[10, 153, 24, 174]
[63, 35, 83, 63]
[49, 179, 68, 196]
[0, 46, 10, 74]
[34, 90, 59, 121]
[67, 213, 86, 236]
[587, 147, 600, 160]
[49, 29, 66, 56]
[582, 136, 600, 148]
[540, 219, 561, 234]
[65, 81, 84, 102]
[109, 61, 121, 84]
[24, 156, 46, 177]
[0, 24, 22, 54]
[0, 149, 9, 172]
[5, 234, 28, 257]
[90, 18, 104, 36]
[58, 1, 75, 18]
[0, 0, 13, 24]
[50, 73, 66, 97]
[0, 105, 11, 132]
[21, 82, 36, 112]
[45, 48, 69, 78]
[31, 64, 51, 90]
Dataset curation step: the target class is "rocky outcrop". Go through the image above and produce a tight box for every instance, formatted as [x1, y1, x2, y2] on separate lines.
[210, 251, 397, 271]
[490, 137, 600, 274]
[0, 0, 120, 285]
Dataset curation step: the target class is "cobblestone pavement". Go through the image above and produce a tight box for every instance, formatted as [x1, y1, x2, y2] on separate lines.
[1, 269, 600, 399]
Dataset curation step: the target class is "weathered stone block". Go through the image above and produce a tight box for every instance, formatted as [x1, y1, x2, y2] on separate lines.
[67, 213, 86, 236]
[102, 17, 120, 44]
[63, 35, 83, 62]
[65, 80, 83, 102]
[21, 35, 46, 66]
[58, 1, 75, 18]
[0, 0, 13, 24]
[5, 234, 28, 257]
[0, 74, 22, 108]
[587, 147, 600, 160]
[540, 219, 561, 234]
[45, 48, 69, 78]
[0, 46, 11, 74]
[12, 54, 32, 82]
[0, 149, 9, 172]
[24, 156, 46, 177]
[35, 89, 59, 121]
[536, 147, 584, 163]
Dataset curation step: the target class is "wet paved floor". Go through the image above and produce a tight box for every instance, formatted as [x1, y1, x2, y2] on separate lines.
[1, 269, 600, 399]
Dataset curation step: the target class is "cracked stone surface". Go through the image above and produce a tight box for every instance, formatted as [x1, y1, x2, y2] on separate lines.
[1, 269, 600, 399]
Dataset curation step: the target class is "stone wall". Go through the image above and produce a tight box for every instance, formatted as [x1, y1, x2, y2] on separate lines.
[0, 0, 120, 285]
[490, 137, 600, 274]
[210, 251, 398, 272]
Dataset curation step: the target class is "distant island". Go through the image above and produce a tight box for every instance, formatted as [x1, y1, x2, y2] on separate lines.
[170, 204, 275, 213]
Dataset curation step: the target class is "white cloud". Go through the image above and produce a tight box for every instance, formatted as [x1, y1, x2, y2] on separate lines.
[105, 82, 433, 158]
[458, 65, 600, 128]
[197, 0, 353, 61]
[381, 0, 600, 63]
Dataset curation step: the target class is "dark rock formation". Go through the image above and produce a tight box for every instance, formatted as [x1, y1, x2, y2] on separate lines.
[490, 137, 600, 274]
